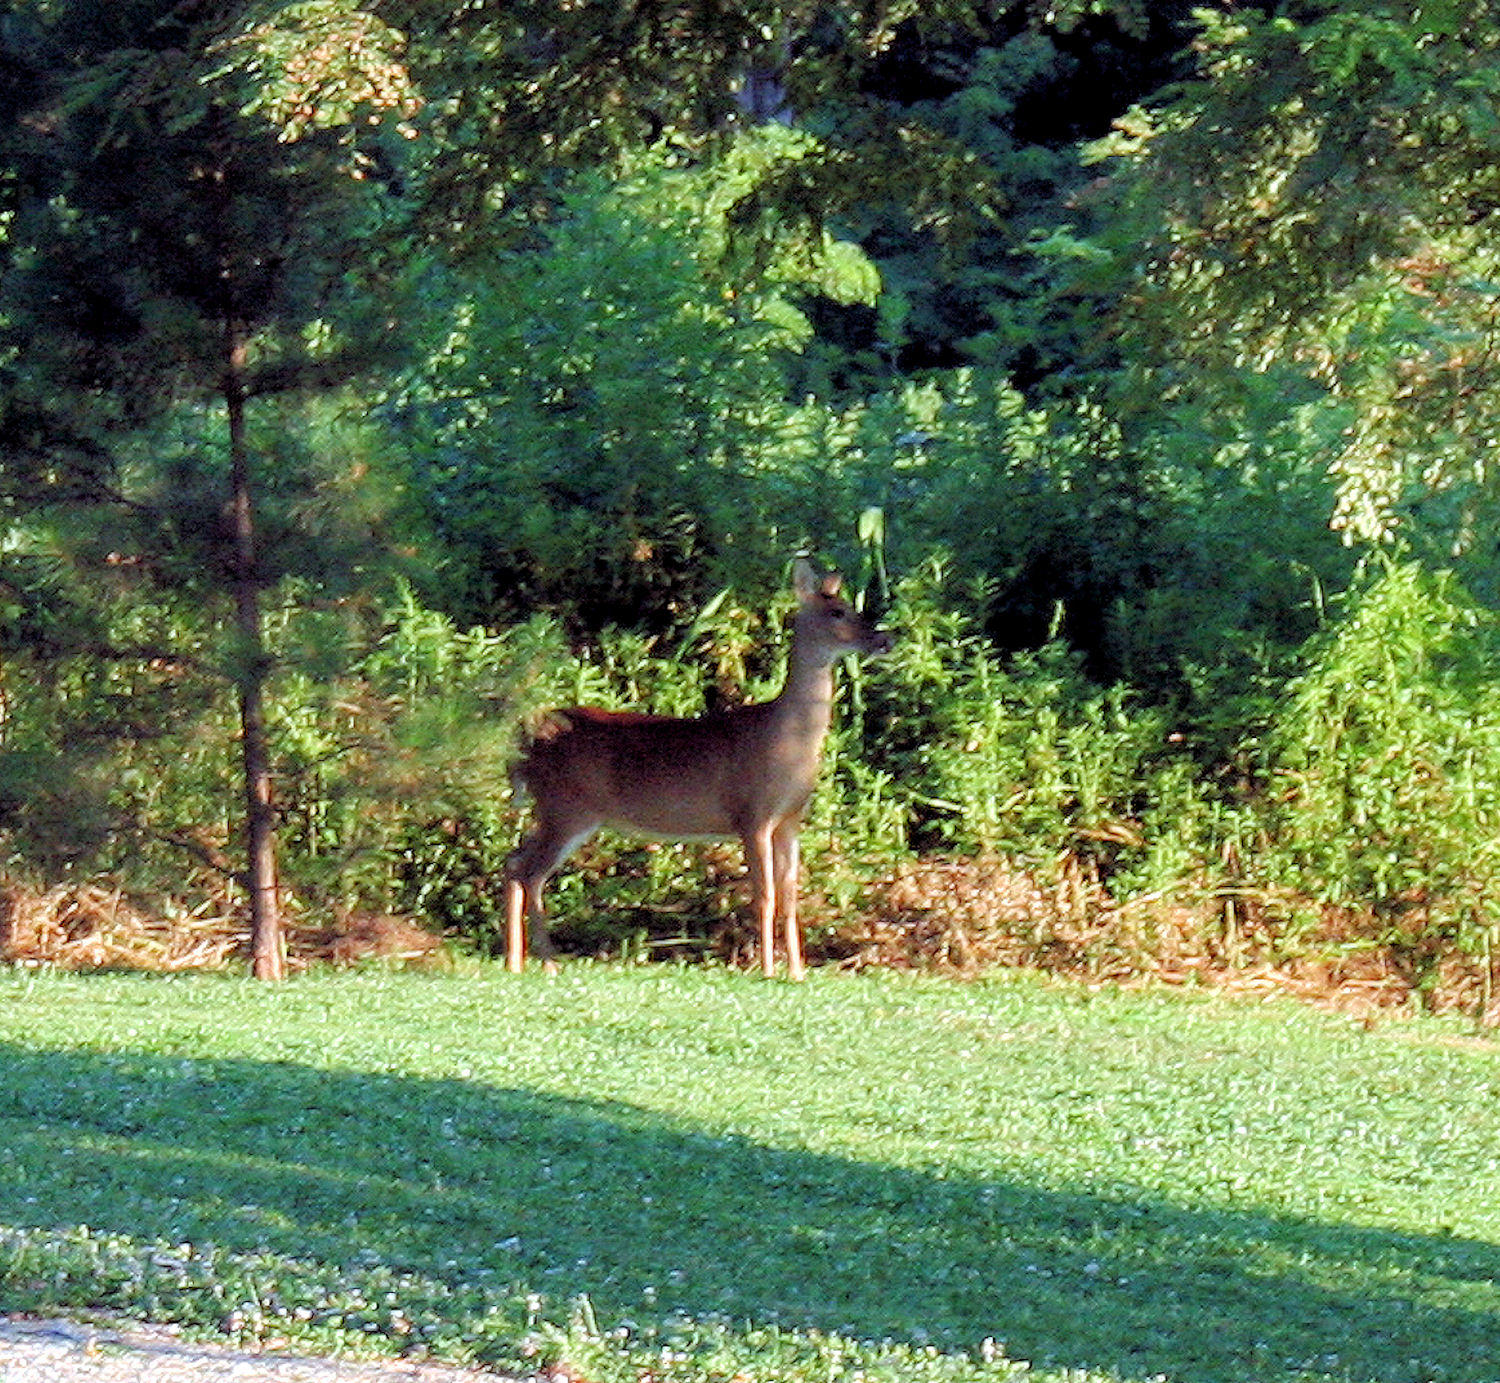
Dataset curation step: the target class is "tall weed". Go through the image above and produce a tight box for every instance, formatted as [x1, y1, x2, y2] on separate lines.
[865, 565, 1165, 871]
[1261, 560, 1500, 986]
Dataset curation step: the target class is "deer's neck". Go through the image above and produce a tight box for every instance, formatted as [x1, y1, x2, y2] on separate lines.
[772, 644, 836, 741]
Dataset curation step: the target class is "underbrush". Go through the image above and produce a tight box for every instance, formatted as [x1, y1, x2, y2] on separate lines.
[5, 560, 1500, 1019]
[390, 558, 1500, 1019]
[2, 853, 1491, 1022]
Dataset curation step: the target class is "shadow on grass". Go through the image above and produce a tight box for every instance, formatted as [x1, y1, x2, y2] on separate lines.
[0, 1040, 1496, 1382]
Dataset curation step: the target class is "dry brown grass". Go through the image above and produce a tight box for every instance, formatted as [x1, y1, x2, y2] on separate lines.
[824, 853, 1497, 1022]
[0, 884, 442, 972]
[3, 860, 1495, 1023]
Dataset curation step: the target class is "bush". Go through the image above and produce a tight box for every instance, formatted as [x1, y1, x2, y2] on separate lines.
[859, 563, 1166, 869]
[390, 164, 842, 631]
[1259, 559, 1500, 993]
[10, 509, 1500, 1015]
[827, 371, 1355, 712]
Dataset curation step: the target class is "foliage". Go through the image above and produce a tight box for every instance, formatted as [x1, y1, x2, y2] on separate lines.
[220, 0, 421, 141]
[0, 571, 562, 922]
[857, 565, 1160, 864]
[2, 968, 1499, 1383]
[388, 157, 872, 628]
[268, 588, 561, 909]
[11, 0, 1500, 1004]
[1096, 3, 1500, 555]
[807, 371, 1354, 706]
[827, 7, 1193, 391]
[0, 2, 403, 431]
[0, 0, 425, 971]
[1261, 560, 1500, 982]
[0, 391, 419, 880]
[381, 569, 1169, 958]
[373, 0, 1169, 252]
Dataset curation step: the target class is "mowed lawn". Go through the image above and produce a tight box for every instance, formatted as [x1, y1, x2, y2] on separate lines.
[0, 964, 1497, 1383]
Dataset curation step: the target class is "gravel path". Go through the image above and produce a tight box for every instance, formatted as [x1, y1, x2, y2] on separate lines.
[0, 1317, 517, 1383]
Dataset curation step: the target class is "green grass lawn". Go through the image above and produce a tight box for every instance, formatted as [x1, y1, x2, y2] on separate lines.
[0, 964, 1497, 1383]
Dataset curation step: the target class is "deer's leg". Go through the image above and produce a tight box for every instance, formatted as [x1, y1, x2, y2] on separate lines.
[744, 821, 778, 977]
[504, 816, 595, 974]
[503, 878, 528, 974]
[771, 820, 804, 981]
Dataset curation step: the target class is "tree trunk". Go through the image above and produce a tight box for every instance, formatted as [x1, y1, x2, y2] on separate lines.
[224, 330, 285, 980]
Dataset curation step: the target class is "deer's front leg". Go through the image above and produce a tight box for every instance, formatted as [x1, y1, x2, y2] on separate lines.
[772, 820, 804, 981]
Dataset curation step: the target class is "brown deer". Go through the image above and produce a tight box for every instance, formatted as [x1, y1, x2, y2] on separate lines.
[504, 558, 891, 978]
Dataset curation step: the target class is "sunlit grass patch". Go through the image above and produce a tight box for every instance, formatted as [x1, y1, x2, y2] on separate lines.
[0, 965, 1497, 1383]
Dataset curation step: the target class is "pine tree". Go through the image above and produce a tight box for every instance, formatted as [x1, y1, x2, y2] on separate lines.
[0, 0, 408, 976]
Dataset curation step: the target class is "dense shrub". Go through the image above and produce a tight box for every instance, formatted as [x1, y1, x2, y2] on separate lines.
[1258, 561, 1500, 992]
[855, 565, 1164, 862]
[823, 371, 1358, 708]
[8, 547, 1500, 1012]
[388, 154, 879, 632]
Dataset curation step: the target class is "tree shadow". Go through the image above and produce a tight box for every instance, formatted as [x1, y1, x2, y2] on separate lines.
[1, 1041, 1496, 1382]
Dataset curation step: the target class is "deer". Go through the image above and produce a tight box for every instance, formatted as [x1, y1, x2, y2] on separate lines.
[503, 558, 892, 979]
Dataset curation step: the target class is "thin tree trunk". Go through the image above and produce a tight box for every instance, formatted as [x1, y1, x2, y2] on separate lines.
[224, 329, 285, 980]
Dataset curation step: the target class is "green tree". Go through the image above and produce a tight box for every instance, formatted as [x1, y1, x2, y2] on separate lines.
[0, 0, 409, 976]
[390, 146, 883, 630]
[236, 0, 1163, 262]
[1096, 3, 1500, 561]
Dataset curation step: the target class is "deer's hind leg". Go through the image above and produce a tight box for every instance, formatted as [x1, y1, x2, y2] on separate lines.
[742, 820, 778, 978]
[504, 814, 598, 973]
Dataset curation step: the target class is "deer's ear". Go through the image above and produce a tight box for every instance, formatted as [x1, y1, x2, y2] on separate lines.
[792, 557, 819, 600]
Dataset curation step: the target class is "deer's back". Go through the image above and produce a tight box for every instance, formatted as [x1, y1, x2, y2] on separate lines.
[516, 703, 818, 838]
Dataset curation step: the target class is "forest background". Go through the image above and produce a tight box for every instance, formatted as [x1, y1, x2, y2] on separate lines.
[3, 0, 1500, 1012]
